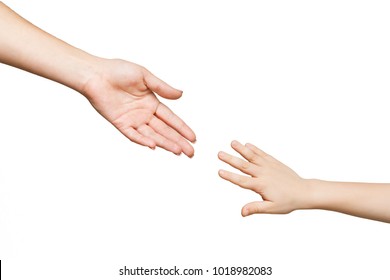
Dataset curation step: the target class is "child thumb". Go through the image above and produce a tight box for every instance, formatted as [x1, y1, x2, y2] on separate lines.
[242, 201, 273, 217]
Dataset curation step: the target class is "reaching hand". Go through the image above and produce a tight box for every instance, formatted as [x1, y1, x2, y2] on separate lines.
[218, 141, 309, 216]
[0, 3, 196, 157]
[83, 59, 196, 157]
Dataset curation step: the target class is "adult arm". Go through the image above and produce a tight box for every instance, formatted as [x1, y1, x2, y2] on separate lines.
[0, 2, 196, 157]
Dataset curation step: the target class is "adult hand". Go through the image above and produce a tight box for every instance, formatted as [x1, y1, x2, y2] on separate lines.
[0, 3, 196, 157]
[83, 59, 196, 157]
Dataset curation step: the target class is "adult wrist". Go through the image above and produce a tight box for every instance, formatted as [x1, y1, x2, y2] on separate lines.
[70, 52, 104, 97]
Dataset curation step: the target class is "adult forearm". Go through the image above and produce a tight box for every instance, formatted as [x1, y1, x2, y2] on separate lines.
[306, 179, 390, 223]
[0, 2, 97, 93]
[0, 2, 196, 156]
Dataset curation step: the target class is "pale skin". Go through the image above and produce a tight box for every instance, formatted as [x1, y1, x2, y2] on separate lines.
[218, 141, 390, 223]
[0, 2, 196, 157]
[3, 3, 389, 223]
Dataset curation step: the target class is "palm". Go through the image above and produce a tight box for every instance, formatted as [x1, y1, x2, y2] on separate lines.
[83, 59, 196, 157]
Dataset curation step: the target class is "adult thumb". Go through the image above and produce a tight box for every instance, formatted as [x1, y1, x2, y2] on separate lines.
[144, 71, 183, 100]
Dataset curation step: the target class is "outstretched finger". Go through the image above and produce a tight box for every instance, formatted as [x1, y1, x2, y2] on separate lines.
[149, 117, 194, 158]
[218, 151, 258, 176]
[231, 140, 264, 165]
[137, 124, 182, 155]
[156, 103, 196, 142]
[218, 169, 255, 190]
[121, 127, 156, 149]
[245, 143, 269, 157]
[144, 71, 183, 100]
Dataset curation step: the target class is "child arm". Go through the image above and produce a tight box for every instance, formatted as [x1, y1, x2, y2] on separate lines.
[218, 141, 390, 223]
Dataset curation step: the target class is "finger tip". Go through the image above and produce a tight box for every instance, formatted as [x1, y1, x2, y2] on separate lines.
[242, 207, 250, 217]
[183, 145, 195, 158]
[175, 89, 183, 99]
[185, 149, 195, 158]
[231, 140, 240, 148]
[187, 132, 196, 143]
[172, 87, 183, 96]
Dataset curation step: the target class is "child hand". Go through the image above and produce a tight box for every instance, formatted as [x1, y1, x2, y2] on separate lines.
[218, 141, 309, 216]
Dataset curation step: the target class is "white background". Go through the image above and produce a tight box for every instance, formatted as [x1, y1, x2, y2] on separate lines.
[1, 1, 390, 279]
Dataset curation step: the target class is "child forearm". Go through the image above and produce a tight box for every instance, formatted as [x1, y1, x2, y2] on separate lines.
[306, 180, 390, 223]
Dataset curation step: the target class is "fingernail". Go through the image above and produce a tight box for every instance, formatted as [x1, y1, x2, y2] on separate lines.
[231, 140, 239, 147]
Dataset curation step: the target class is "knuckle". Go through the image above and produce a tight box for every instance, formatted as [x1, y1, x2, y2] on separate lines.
[237, 176, 250, 186]
[176, 119, 185, 130]
[240, 161, 251, 170]
[254, 205, 263, 214]
[159, 137, 168, 146]
[153, 83, 162, 93]
[246, 151, 256, 162]
[161, 124, 172, 134]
